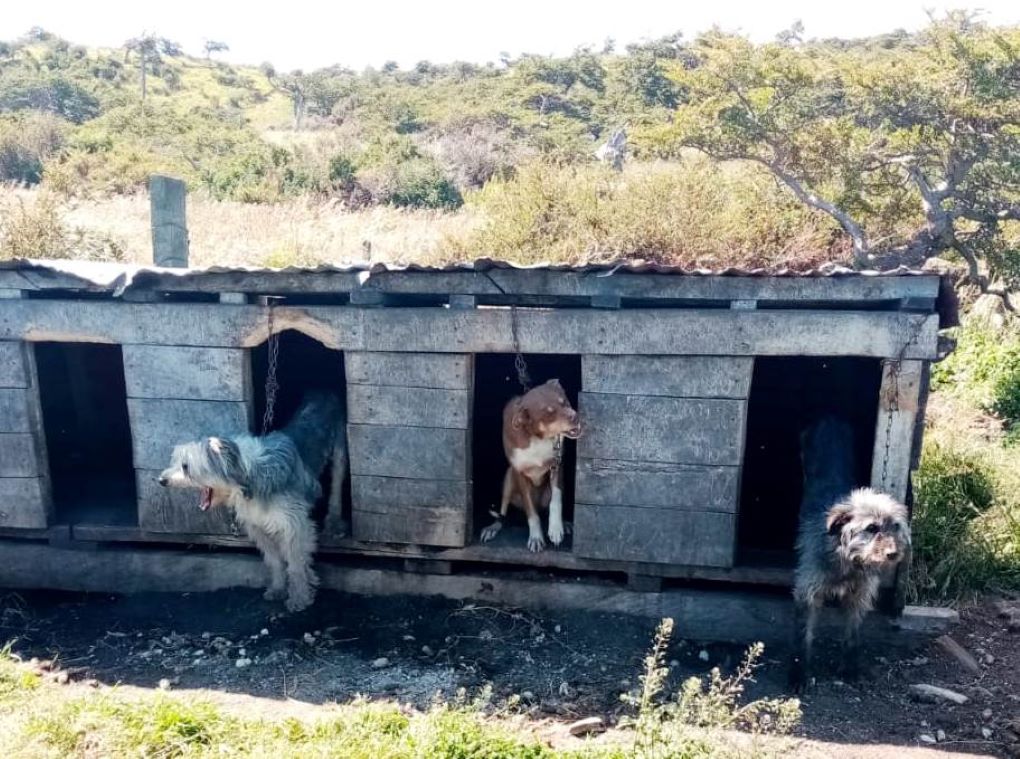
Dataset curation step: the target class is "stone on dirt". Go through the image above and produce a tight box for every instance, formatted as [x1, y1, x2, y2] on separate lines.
[568, 717, 606, 737]
[909, 683, 969, 705]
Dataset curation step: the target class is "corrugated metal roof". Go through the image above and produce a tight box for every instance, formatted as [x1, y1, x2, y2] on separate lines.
[0, 256, 939, 290]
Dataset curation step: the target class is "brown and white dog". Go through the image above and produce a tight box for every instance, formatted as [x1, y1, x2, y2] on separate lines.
[480, 379, 581, 551]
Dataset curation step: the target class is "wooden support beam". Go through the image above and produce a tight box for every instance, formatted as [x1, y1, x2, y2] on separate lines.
[403, 558, 454, 575]
[0, 541, 957, 647]
[590, 294, 622, 309]
[871, 359, 924, 502]
[447, 294, 477, 309]
[627, 574, 664, 593]
[0, 300, 941, 359]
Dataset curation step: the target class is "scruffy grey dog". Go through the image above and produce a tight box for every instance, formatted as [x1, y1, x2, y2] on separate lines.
[158, 392, 346, 613]
[789, 416, 911, 690]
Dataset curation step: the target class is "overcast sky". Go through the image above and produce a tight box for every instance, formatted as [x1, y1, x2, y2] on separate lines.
[4, 0, 1020, 71]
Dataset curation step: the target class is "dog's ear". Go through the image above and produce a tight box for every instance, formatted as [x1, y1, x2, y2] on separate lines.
[205, 437, 250, 497]
[511, 406, 530, 431]
[545, 378, 563, 390]
[825, 503, 855, 536]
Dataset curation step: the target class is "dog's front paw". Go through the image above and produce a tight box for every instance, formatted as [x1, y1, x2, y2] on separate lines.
[263, 587, 286, 601]
[527, 533, 546, 552]
[548, 520, 564, 546]
[480, 521, 503, 542]
[285, 591, 314, 613]
[787, 659, 809, 694]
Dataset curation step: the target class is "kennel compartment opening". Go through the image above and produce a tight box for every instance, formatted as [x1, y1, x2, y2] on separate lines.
[251, 329, 348, 534]
[471, 353, 582, 551]
[35, 342, 138, 526]
[738, 356, 882, 562]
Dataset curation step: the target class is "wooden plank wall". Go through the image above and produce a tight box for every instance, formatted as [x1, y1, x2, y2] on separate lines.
[0, 342, 52, 528]
[346, 352, 473, 547]
[574, 356, 753, 567]
[122, 345, 251, 534]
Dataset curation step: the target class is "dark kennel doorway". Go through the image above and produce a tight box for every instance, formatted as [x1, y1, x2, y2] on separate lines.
[738, 356, 882, 561]
[35, 342, 138, 526]
[250, 330, 348, 530]
[472, 353, 582, 550]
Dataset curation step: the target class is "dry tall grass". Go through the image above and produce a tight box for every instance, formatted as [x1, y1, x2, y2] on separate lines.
[0, 186, 476, 267]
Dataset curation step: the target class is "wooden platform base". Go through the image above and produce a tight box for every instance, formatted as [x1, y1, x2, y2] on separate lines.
[60, 522, 794, 587]
[0, 539, 955, 647]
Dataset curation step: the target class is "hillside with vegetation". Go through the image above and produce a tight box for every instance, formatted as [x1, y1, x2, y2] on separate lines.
[0, 16, 1017, 281]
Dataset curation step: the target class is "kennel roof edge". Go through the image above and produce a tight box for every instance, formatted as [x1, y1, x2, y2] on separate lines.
[0, 257, 956, 324]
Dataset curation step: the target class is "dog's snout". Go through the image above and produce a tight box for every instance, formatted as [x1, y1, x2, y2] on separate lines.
[157, 476, 168, 487]
[885, 549, 899, 561]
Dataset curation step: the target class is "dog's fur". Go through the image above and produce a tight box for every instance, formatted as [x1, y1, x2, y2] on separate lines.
[480, 379, 581, 552]
[158, 392, 347, 612]
[789, 416, 911, 689]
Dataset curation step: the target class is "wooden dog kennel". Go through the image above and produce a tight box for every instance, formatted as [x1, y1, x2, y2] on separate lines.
[0, 258, 950, 604]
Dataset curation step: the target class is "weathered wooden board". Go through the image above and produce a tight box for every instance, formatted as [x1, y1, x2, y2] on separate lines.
[575, 459, 740, 512]
[0, 302, 361, 351]
[347, 385, 470, 429]
[123, 345, 251, 401]
[352, 505, 468, 547]
[578, 393, 746, 466]
[0, 389, 30, 432]
[348, 425, 468, 480]
[346, 352, 472, 389]
[0, 433, 40, 476]
[0, 342, 28, 388]
[150, 175, 189, 268]
[0, 478, 50, 529]
[360, 309, 940, 359]
[352, 475, 470, 511]
[0, 301, 940, 359]
[871, 359, 924, 503]
[582, 356, 753, 399]
[351, 473, 471, 547]
[135, 470, 237, 534]
[126, 399, 251, 470]
[574, 504, 736, 566]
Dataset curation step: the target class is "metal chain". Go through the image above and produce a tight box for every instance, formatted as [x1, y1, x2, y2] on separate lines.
[509, 305, 565, 468]
[261, 300, 281, 436]
[509, 305, 531, 391]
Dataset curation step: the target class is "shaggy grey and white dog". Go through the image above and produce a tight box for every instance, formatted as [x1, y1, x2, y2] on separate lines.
[789, 415, 911, 690]
[158, 392, 346, 613]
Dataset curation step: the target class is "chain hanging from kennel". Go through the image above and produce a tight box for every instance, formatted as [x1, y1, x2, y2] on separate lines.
[508, 304, 563, 466]
[261, 297, 283, 436]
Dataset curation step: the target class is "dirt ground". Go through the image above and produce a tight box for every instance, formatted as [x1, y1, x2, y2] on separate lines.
[1, 587, 1017, 758]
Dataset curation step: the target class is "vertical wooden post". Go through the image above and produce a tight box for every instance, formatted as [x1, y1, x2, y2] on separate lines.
[149, 175, 189, 268]
[870, 359, 924, 503]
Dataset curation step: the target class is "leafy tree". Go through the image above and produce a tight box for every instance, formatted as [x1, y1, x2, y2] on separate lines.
[0, 69, 100, 122]
[124, 34, 181, 100]
[204, 40, 229, 59]
[668, 13, 1020, 299]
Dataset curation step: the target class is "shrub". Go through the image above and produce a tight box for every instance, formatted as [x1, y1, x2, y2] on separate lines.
[428, 121, 528, 190]
[932, 322, 1020, 432]
[360, 157, 462, 209]
[911, 439, 1019, 599]
[327, 152, 358, 190]
[0, 111, 68, 184]
[0, 69, 101, 124]
[0, 191, 124, 261]
[449, 159, 838, 266]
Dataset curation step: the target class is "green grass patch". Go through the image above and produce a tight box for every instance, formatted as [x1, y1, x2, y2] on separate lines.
[912, 320, 1020, 601]
[0, 625, 800, 759]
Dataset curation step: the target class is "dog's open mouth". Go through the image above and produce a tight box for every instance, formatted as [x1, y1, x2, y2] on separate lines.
[198, 488, 214, 511]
